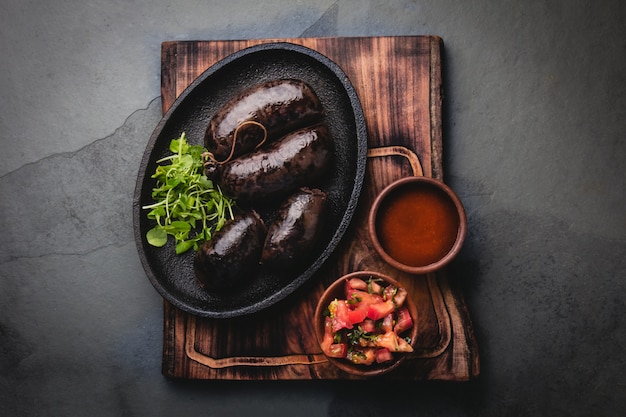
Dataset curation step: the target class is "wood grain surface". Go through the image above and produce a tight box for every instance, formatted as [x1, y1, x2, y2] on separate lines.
[158, 36, 479, 380]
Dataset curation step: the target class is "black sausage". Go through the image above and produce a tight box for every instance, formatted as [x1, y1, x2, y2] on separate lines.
[261, 188, 328, 268]
[194, 210, 266, 291]
[204, 79, 325, 162]
[214, 123, 333, 201]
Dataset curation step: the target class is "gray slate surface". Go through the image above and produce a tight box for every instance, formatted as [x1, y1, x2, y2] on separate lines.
[1, 1, 624, 415]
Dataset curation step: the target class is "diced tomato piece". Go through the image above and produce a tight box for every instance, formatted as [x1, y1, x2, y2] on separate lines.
[374, 331, 397, 350]
[375, 348, 394, 363]
[346, 290, 383, 308]
[367, 292, 384, 304]
[347, 348, 376, 365]
[345, 277, 368, 295]
[394, 307, 413, 334]
[321, 316, 334, 352]
[326, 343, 348, 358]
[345, 289, 364, 307]
[394, 336, 414, 352]
[369, 280, 383, 294]
[320, 316, 348, 358]
[374, 331, 414, 352]
[323, 316, 333, 336]
[381, 313, 394, 333]
[383, 284, 398, 301]
[331, 300, 353, 331]
[393, 287, 408, 307]
[361, 318, 377, 333]
[347, 307, 367, 325]
[366, 300, 395, 320]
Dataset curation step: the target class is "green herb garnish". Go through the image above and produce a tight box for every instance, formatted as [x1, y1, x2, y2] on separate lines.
[346, 326, 377, 347]
[142, 132, 235, 254]
[347, 292, 362, 305]
[366, 277, 383, 294]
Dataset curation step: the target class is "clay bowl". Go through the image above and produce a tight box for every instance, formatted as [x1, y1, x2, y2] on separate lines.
[368, 176, 467, 275]
[314, 271, 418, 377]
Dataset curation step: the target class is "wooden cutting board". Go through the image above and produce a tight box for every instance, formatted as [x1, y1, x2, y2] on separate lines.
[158, 36, 479, 380]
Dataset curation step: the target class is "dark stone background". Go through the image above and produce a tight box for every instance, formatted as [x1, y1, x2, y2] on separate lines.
[1, 1, 624, 415]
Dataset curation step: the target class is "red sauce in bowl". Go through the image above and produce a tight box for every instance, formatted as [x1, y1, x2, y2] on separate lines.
[374, 181, 461, 268]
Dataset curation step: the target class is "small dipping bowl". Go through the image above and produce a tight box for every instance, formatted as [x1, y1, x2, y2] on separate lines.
[368, 176, 467, 275]
[314, 271, 418, 377]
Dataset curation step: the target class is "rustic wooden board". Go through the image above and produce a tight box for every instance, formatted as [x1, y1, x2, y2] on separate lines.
[158, 36, 479, 380]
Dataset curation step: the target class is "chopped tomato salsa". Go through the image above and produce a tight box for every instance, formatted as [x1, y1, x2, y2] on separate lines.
[321, 276, 414, 366]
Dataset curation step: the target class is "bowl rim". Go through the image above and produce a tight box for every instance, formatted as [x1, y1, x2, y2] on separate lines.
[314, 270, 418, 377]
[367, 176, 467, 275]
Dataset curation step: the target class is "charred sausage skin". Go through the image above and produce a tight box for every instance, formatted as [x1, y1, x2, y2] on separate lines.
[204, 79, 325, 162]
[261, 188, 328, 268]
[215, 123, 332, 201]
[194, 210, 266, 291]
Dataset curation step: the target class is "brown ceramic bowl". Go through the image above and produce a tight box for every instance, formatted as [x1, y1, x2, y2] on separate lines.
[368, 176, 467, 275]
[314, 271, 418, 377]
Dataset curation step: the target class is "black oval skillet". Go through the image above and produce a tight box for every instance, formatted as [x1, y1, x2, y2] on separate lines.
[133, 42, 367, 318]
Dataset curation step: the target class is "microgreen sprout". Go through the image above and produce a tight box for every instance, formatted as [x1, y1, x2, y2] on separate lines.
[142, 132, 235, 254]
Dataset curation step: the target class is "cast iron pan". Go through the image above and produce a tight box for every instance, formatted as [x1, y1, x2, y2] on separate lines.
[133, 42, 367, 318]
